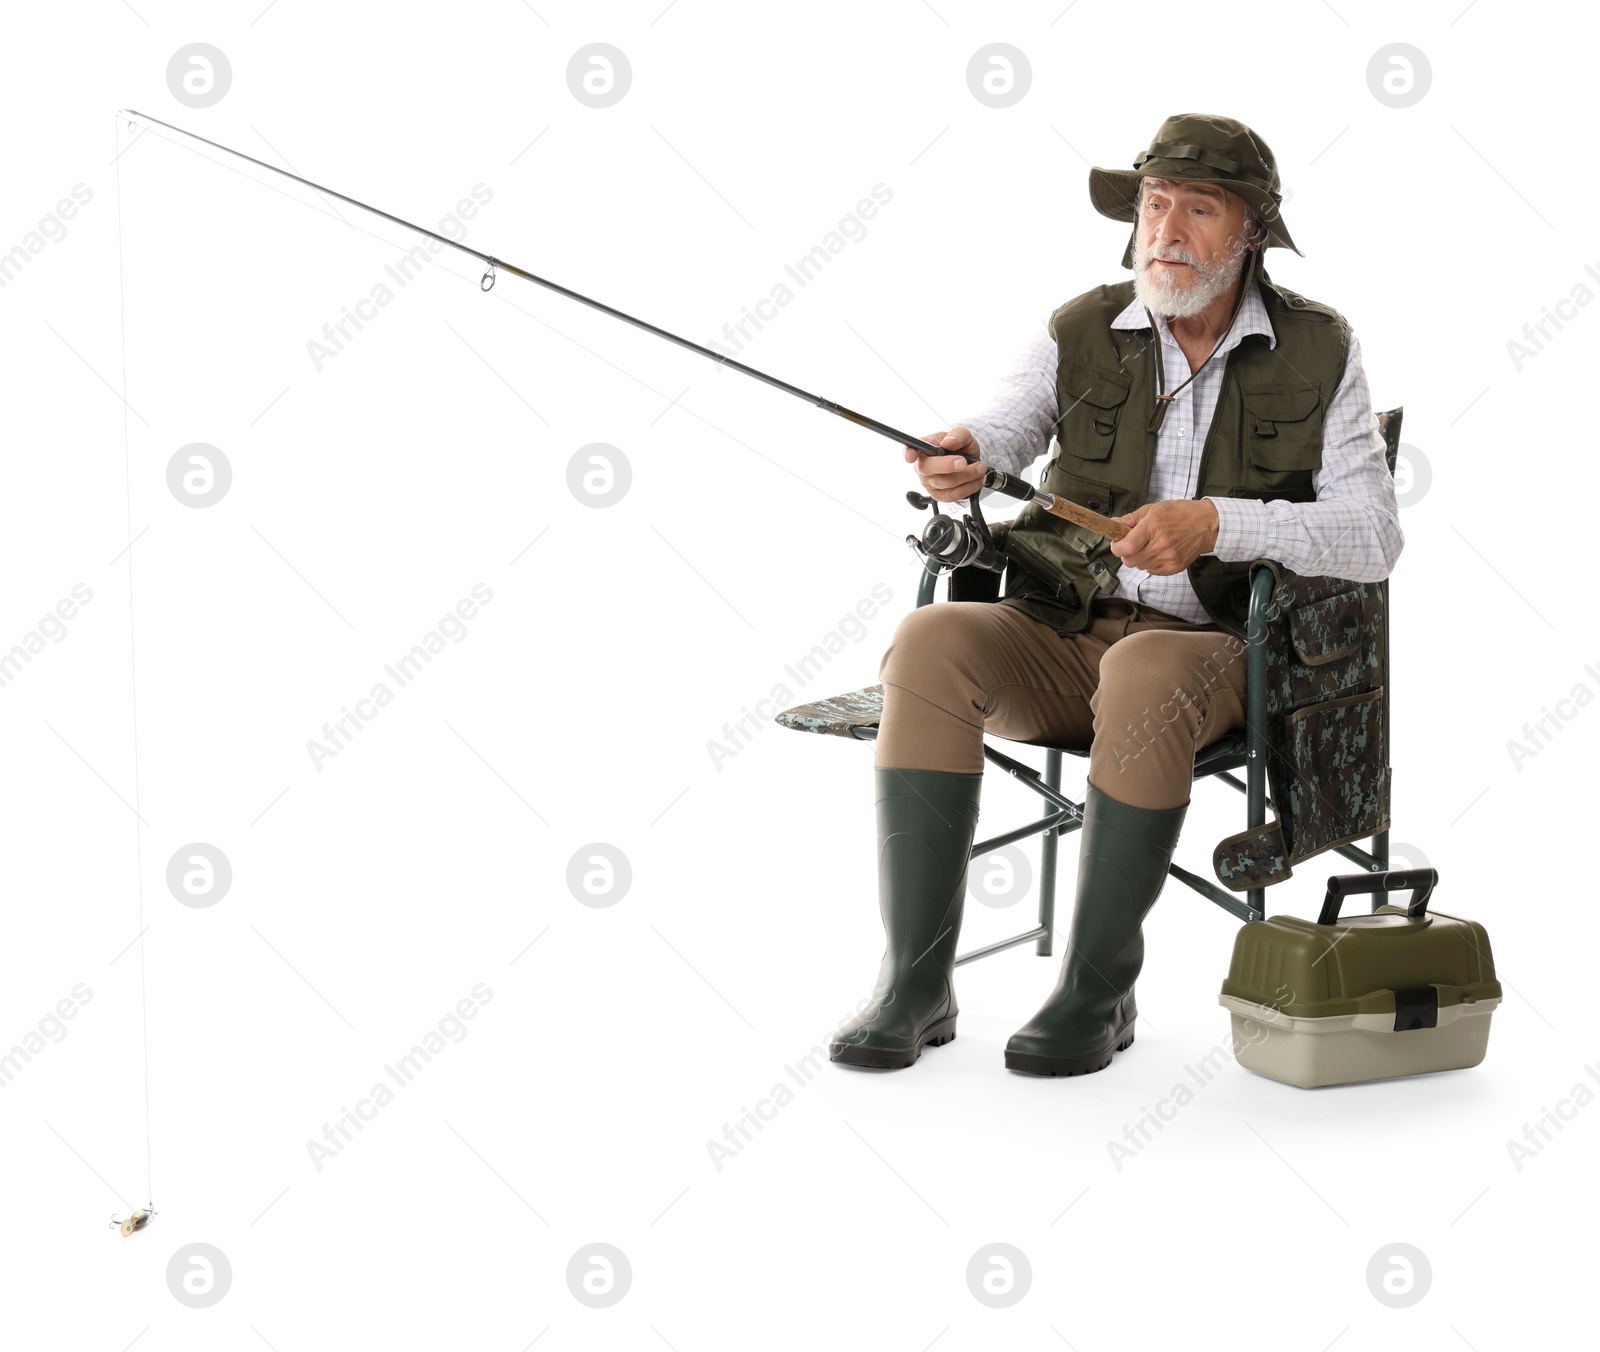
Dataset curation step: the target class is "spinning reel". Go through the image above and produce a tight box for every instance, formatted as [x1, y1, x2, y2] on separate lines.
[906, 467, 1046, 576]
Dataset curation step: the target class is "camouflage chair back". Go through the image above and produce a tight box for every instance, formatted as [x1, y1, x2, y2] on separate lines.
[776, 409, 1402, 957]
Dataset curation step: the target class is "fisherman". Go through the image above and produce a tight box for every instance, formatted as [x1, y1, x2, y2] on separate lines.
[829, 113, 1404, 1075]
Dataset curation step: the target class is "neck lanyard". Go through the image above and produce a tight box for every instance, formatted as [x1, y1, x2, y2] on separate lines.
[1144, 249, 1257, 436]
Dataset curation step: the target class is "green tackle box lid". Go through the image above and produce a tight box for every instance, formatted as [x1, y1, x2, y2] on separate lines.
[1220, 870, 1501, 1022]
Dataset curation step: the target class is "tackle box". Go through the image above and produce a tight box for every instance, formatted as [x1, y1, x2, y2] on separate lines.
[1218, 869, 1501, 1088]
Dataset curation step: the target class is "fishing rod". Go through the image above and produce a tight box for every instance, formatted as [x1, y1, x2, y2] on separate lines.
[117, 109, 1129, 575]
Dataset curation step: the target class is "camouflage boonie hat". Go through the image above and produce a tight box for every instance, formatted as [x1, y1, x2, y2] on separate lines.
[1090, 113, 1302, 270]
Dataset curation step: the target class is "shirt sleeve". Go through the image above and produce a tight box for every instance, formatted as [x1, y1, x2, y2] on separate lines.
[954, 326, 1059, 477]
[1204, 332, 1405, 582]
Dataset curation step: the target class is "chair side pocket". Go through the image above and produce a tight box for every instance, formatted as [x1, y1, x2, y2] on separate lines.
[1282, 685, 1390, 859]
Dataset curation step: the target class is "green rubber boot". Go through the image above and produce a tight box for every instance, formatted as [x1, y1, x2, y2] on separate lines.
[1005, 783, 1187, 1077]
[830, 767, 984, 1070]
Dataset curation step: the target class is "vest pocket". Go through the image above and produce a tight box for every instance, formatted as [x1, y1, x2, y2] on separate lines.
[1056, 359, 1132, 460]
[1240, 382, 1324, 474]
[1040, 463, 1118, 519]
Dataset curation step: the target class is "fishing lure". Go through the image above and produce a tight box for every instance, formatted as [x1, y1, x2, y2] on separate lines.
[111, 1204, 156, 1237]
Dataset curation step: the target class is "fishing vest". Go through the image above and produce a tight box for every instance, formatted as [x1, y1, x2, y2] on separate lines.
[997, 272, 1352, 641]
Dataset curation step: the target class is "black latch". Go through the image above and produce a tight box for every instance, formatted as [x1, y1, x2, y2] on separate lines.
[1392, 986, 1439, 1031]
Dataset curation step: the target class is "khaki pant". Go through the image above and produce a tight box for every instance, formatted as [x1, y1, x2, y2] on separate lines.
[875, 596, 1250, 811]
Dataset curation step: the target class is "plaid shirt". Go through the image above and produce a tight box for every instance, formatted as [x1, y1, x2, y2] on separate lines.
[959, 281, 1405, 625]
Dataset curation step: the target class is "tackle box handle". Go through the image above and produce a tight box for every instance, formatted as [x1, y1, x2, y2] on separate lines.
[1318, 868, 1438, 926]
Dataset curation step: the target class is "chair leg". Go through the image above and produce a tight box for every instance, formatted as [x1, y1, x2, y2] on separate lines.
[1371, 827, 1390, 913]
[1036, 749, 1062, 956]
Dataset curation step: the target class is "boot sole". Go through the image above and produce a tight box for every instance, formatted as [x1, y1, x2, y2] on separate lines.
[1005, 1027, 1135, 1077]
[829, 1015, 957, 1070]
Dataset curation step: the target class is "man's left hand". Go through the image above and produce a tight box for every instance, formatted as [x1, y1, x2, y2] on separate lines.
[1109, 499, 1220, 575]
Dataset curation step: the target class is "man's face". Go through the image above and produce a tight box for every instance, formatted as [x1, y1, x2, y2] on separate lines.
[1132, 177, 1255, 319]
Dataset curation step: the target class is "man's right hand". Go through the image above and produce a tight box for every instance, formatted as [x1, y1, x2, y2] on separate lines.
[905, 426, 988, 502]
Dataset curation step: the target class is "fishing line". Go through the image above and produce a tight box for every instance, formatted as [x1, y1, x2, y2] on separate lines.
[111, 110, 155, 1239]
[101, 102, 1134, 1234]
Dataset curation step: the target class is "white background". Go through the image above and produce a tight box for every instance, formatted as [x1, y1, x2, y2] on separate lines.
[1, 1, 1594, 1346]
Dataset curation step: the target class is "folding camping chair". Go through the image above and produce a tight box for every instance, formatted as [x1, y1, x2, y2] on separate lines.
[776, 408, 1403, 963]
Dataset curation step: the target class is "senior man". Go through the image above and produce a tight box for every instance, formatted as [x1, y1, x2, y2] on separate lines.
[829, 113, 1404, 1076]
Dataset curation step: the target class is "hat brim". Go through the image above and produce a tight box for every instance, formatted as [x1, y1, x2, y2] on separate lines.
[1091, 162, 1301, 257]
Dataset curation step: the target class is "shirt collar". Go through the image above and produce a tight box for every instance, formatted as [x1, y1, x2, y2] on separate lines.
[1110, 277, 1276, 353]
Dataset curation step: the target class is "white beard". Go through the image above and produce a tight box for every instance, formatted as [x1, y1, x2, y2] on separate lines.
[1133, 231, 1250, 319]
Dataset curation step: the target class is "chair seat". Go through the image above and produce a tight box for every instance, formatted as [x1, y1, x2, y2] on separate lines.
[775, 683, 1248, 772]
[1060, 729, 1248, 774]
[774, 684, 885, 738]
[1195, 730, 1248, 771]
